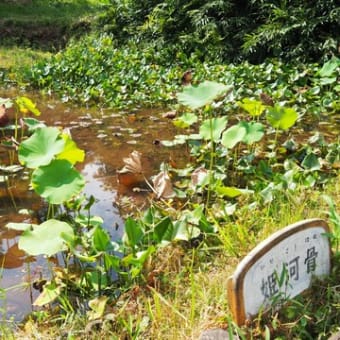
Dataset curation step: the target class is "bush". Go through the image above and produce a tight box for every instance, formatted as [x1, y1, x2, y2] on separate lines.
[98, 0, 339, 63]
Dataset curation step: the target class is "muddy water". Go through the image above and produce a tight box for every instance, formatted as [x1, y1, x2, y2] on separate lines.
[0, 92, 185, 321]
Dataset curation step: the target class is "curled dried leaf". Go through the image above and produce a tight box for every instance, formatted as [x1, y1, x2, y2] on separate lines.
[162, 110, 177, 119]
[191, 166, 208, 187]
[152, 171, 175, 199]
[119, 150, 143, 174]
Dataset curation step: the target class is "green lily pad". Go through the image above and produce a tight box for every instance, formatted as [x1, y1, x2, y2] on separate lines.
[266, 105, 298, 130]
[32, 159, 85, 204]
[221, 124, 247, 149]
[19, 127, 65, 168]
[240, 121, 265, 144]
[177, 81, 232, 110]
[199, 116, 228, 142]
[173, 112, 198, 128]
[238, 98, 266, 116]
[56, 133, 85, 164]
[19, 219, 74, 256]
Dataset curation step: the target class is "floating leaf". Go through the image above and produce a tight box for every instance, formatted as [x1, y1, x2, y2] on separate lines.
[173, 112, 198, 128]
[6, 222, 37, 231]
[16, 96, 41, 116]
[177, 81, 232, 110]
[19, 127, 65, 168]
[266, 105, 298, 130]
[31, 159, 85, 204]
[19, 219, 74, 256]
[199, 116, 228, 142]
[0, 165, 23, 174]
[317, 57, 340, 78]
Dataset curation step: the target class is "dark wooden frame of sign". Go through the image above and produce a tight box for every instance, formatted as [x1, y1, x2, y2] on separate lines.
[227, 218, 331, 325]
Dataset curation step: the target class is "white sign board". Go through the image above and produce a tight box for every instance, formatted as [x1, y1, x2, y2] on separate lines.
[227, 219, 331, 325]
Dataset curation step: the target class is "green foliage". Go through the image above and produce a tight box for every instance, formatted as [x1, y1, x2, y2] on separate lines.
[27, 35, 339, 116]
[242, 0, 340, 62]
[177, 81, 232, 110]
[221, 121, 264, 148]
[2, 47, 340, 338]
[31, 159, 85, 204]
[18, 126, 85, 204]
[19, 127, 65, 168]
[18, 219, 74, 257]
[98, 0, 339, 63]
[266, 105, 298, 131]
[28, 33, 186, 107]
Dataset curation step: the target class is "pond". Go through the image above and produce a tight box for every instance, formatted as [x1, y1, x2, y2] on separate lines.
[0, 90, 339, 322]
[0, 91, 184, 321]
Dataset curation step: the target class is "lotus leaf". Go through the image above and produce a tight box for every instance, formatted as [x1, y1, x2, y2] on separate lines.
[199, 116, 228, 142]
[240, 121, 265, 144]
[177, 81, 231, 110]
[31, 159, 85, 204]
[57, 133, 85, 164]
[19, 127, 65, 168]
[221, 124, 247, 149]
[173, 112, 198, 128]
[19, 219, 74, 256]
[266, 105, 298, 130]
[238, 98, 266, 116]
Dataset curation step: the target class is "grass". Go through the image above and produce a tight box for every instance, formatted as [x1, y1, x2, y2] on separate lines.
[0, 0, 109, 81]
[0, 0, 110, 25]
[0, 46, 50, 70]
[0, 0, 110, 57]
[1, 177, 339, 339]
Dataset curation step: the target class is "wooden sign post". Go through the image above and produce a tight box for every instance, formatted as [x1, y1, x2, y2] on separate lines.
[227, 219, 331, 325]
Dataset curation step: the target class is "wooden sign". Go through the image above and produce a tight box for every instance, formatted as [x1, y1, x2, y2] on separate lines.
[227, 219, 331, 325]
